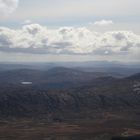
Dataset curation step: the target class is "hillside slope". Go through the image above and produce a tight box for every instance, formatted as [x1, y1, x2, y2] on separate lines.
[0, 71, 139, 119]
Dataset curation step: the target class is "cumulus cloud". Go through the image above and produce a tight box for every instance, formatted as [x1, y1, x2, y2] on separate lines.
[93, 20, 114, 26]
[0, 0, 19, 15]
[0, 24, 140, 56]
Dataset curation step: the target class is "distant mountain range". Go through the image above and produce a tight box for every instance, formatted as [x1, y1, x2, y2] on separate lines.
[0, 66, 139, 120]
[0, 67, 120, 89]
[0, 61, 140, 76]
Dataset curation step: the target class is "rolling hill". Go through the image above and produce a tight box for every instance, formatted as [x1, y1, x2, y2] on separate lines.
[0, 68, 139, 119]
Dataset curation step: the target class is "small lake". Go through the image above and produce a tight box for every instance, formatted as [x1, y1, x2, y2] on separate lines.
[21, 82, 33, 85]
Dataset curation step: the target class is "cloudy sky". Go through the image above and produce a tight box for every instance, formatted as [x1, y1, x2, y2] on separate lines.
[0, 0, 140, 62]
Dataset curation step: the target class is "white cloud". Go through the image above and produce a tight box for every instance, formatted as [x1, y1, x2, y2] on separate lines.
[22, 20, 32, 25]
[0, 0, 19, 16]
[93, 20, 114, 26]
[0, 24, 140, 57]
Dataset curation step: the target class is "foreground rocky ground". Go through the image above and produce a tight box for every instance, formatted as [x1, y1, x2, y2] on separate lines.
[0, 110, 140, 140]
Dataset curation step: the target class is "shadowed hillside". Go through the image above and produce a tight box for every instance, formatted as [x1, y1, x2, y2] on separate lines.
[0, 67, 139, 140]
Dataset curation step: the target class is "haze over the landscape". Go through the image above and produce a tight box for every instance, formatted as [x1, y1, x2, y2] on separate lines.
[0, 0, 140, 62]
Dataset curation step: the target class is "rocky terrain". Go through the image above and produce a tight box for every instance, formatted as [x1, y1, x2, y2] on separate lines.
[0, 66, 139, 140]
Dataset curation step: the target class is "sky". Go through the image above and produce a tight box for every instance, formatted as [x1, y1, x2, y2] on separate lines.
[0, 0, 140, 62]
